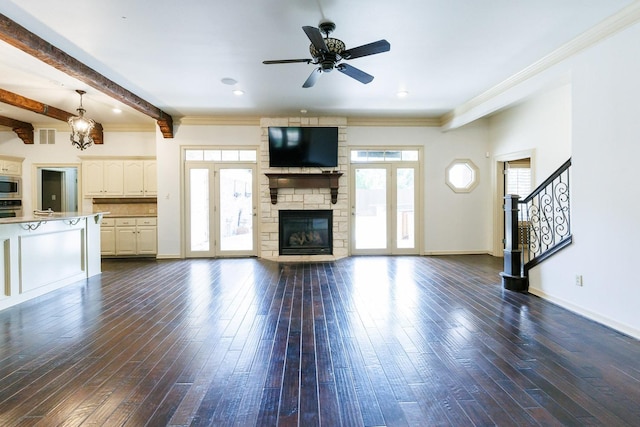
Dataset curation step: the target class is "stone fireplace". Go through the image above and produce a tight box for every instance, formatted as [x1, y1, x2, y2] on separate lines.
[279, 210, 333, 255]
[259, 117, 348, 262]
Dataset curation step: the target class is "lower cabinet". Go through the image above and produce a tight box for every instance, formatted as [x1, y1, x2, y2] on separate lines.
[100, 218, 116, 255]
[101, 217, 157, 257]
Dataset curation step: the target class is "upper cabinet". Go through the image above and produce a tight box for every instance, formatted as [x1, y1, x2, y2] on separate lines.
[143, 160, 157, 196]
[123, 160, 157, 197]
[83, 158, 155, 198]
[0, 156, 23, 176]
[83, 160, 123, 197]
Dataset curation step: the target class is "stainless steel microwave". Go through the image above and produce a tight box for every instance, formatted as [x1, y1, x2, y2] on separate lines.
[0, 175, 21, 199]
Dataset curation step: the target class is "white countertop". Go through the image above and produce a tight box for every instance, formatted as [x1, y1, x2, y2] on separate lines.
[101, 213, 157, 218]
[0, 211, 107, 225]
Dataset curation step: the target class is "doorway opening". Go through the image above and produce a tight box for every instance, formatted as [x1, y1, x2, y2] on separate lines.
[35, 165, 79, 212]
[493, 151, 534, 256]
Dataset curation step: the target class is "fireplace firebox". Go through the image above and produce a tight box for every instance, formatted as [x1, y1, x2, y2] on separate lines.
[279, 210, 333, 255]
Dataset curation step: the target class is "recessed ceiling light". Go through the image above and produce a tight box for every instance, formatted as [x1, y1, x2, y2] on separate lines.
[397, 90, 409, 98]
[112, 107, 122, 114]
[222, 77, 238, 85]
[232, 89, 244, 96]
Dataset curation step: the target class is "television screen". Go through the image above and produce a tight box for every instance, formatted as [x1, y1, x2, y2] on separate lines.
[268, 127, 338, 167]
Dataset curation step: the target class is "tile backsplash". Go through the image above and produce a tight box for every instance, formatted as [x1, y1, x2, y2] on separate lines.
[93, 202, 157, 216]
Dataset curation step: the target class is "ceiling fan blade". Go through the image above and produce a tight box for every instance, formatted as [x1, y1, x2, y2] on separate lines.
[302, 68, 322, 88]
[263, 59, 312, 64]
[302, 26, 328, 52]
[336, 63, 374, 84]
[342, 39, 390, 59]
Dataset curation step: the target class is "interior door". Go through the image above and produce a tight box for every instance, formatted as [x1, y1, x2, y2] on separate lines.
[351, 163, 418, 255]
[185, 163, 256, 258]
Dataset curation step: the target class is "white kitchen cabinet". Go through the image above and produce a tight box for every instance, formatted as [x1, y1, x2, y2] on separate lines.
[0, 157, 23, 176]
[136, 217, 158, 254]
[123, 161, 143, 196]
[83, 158, 155, 198]
[82, 160, 104, 196]
[143, 160, 157, 196]
[109, 217, 157, 256]
[103, 160, 124, 195]
[100, 217, 116, 255]
[82, 160, 124, 197]
[123, 160, 157, 197]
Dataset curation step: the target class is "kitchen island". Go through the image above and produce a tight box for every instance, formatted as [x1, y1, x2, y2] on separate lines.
[0, 212, 105, 311]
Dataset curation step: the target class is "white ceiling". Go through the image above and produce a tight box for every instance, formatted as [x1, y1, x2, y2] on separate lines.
[0, 0, 636, 129]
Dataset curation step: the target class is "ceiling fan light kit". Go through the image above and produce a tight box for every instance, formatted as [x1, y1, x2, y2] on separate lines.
[263, 21, 390, 88]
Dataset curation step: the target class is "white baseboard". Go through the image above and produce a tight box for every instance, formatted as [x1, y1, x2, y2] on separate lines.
[422, 250, 492, 256]
[528, 288, 640, 340]
[155, 254, 182, 260]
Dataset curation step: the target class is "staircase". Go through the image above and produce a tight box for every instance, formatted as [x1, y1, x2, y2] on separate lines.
[501, 158, 573, 291]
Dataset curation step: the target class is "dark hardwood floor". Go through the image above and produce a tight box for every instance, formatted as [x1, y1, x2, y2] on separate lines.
[1, 255, 639, 426]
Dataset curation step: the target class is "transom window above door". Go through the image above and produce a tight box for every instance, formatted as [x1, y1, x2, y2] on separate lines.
[185, 149, 256, 162]
[350, 149, 419, 163]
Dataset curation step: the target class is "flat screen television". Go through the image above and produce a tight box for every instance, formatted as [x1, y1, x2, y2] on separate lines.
[268, 127, 338, 167]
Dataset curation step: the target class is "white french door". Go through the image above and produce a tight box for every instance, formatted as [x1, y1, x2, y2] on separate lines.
[351, 163, 419, 255]
[185, 163, 257, 257]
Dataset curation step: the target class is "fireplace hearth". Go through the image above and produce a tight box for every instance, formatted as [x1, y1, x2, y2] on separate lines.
[279, 210, 333, 255]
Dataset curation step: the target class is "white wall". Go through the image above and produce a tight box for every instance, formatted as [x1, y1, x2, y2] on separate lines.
[0, 129, 154, 213]
[537, 22, 640, 338]
[489, 84, 572, 180]
[487, 22, 640, 338]
[154, 122, 493, 258]
[155, 124, 261, 258]
[348, 122, 492, 254]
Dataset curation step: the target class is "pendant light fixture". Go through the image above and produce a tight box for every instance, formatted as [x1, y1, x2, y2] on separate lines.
[68, 89, 95, 150]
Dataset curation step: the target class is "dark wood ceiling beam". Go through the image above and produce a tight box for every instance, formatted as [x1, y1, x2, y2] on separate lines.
[0, 13, 174, 138]
[0, 88, 103, 144]
[0, 115, 34, 144]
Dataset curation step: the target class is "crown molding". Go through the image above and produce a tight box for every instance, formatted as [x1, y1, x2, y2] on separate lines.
[32, 122, 155, 132]
[177, 116, 262, 126]
[442, 1, 640, 129]
[103, 123, 156, 132]
[347, 116, 441, 127]
[178, 115, 443, 127]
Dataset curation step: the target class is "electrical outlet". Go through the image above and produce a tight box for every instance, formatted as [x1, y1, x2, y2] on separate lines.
[575, 275, 583, 286]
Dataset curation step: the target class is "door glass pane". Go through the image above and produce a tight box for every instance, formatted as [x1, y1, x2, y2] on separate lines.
[219, 168, 253, 251]
[396, 168, 415, 249]
[355, 168, 387, 249]
[190, 168, 210, 251]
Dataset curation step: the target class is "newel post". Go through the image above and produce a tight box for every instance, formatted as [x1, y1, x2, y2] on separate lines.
[500, 194, 528, 292]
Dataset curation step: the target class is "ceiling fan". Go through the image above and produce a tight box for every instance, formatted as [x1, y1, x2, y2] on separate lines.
[263, 21, 390, 88]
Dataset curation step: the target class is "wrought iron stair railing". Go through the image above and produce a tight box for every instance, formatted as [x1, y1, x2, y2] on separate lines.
[501, 158, 572, 291]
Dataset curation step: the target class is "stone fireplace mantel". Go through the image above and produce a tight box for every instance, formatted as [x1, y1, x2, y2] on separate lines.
[265, 172, 343, 204]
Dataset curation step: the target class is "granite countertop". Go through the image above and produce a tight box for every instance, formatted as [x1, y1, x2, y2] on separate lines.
[0, 211, 107, 225]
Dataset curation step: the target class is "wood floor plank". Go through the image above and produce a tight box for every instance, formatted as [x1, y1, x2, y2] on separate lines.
[0, 255, 638, 426]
